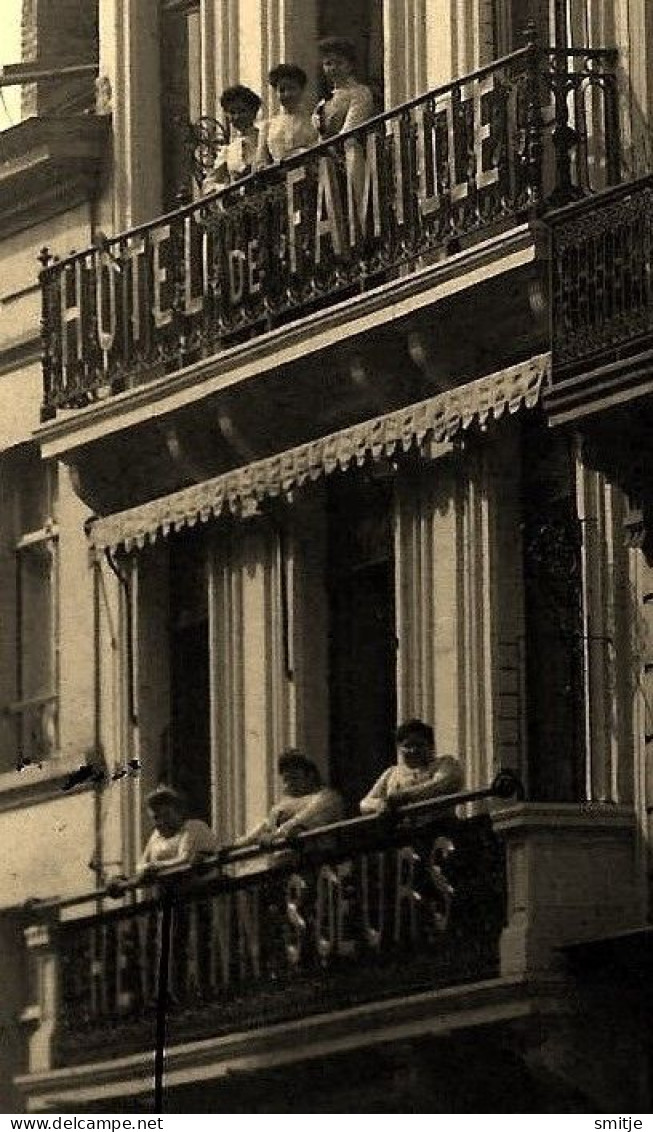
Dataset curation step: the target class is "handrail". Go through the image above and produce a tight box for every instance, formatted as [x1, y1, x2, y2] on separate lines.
[546, 169, 653, 223]
[26, 769, 522, 914]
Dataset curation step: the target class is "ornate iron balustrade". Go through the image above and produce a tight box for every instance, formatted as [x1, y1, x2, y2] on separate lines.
[550, 175, 653, 377]
[24, 777, 519, 1071]
[39, 40, 618, 418]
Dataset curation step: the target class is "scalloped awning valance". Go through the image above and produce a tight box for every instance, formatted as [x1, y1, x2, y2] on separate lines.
[89, 352, 550, 552]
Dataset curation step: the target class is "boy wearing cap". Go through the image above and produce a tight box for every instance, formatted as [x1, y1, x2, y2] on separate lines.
[235, 749, 344, 847]
[257, 64, 318, 164]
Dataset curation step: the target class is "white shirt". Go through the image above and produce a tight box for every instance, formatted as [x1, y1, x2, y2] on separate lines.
[139, 819, 218, 870]
[360, 757, 463, 814]
[203, 126, 261, 191]
[312, 79, 375, 139]
[238, 787, 345, 846]
[259, 109, 318, 163]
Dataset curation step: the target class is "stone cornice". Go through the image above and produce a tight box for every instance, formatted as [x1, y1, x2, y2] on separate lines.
[0, 333, 41, 377]
[491, 801, 637, 834]
[0, 114, 110, 240]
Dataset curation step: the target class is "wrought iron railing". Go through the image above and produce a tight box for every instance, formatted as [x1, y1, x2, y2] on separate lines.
[39, 39, 618, 418]
[23, 774, 519, 1072]
[549, 174, 653, 376]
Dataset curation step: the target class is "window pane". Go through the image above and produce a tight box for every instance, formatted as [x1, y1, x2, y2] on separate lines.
[18, 541, 54, 700]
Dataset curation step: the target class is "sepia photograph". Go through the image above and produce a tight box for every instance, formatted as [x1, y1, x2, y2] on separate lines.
[0, 0, 650, 1117]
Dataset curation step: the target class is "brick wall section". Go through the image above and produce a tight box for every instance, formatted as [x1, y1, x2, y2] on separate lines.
[20, 0, 38, 120]
[20, 0, 98, 119]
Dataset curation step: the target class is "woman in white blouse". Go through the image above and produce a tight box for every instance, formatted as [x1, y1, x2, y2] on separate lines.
[203, 84, 262, 191]
[258, 64, 319, 165]
[312, 36, 375, 140]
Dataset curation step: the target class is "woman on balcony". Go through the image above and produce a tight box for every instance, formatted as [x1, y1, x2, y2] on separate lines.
[312, 36, 375, 140]
[136, 785, 218, 879]
[257, 64, 319, 164]
[234, 749, 344, 848]
[360, 720, 463, 815]
[203, 84, 262, 191]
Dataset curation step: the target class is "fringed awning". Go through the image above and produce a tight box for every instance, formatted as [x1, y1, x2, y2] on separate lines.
[89, 352, 550, 552]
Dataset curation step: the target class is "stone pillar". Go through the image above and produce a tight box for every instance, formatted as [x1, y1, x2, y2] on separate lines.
[611, 0, 653, 177]
[576, 461, 634, 805]
[57, 468, 95, 764]
[236, 0, 319, 111]
[394, 447, 497, 788]
[209, 517, 292, 841]
[289, 489, 329, 781]
[395, 432, 527, 795]
[208, 0, 241, 115]
[495, 803, 645, 976]
[21, 918, 59, 1075]
[630, 545, 653, 901]
[100, 0, 162, 230]
[385, 0, 496, 111]
[394, 458, 463, 752]
[484, 427, 527, 791]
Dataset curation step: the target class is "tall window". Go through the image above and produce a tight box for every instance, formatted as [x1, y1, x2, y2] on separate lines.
[161, 0, 202, 207]
[168, 528, 211, 822]
[327, 471, 396, 811]
[3, 453, 59, 771]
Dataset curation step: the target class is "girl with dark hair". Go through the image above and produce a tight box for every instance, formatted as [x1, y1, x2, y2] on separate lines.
[257, 63, 318, 164]
[203, 84, 262, 190]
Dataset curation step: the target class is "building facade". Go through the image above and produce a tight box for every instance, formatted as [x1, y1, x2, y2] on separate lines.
[1, 0, 652, 1114]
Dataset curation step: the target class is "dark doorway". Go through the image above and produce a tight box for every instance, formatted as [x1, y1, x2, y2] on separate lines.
[168, 529, 211, 823]
[317, 0, 384, 108]
[327, 471, 396, 811]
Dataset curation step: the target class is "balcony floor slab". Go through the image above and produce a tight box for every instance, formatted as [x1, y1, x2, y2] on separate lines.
[16, 972, 567, 1113]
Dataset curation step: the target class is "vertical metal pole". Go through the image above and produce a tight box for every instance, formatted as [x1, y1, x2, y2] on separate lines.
[154, 890, 173, 1114]
[93, 555, 105, 917]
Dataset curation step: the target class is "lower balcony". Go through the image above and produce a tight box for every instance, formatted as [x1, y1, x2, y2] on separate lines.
[16, 785, 644, 1113]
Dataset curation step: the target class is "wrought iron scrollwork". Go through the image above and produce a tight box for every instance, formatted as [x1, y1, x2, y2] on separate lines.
[188, 115, 229, 189]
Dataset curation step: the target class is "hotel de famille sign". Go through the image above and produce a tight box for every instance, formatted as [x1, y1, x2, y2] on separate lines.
[47, 68, 514, 398]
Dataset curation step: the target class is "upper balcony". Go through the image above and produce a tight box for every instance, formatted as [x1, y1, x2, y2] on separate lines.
[545, 174, 653, 426]
[16, 777, 644, 1113]
[36, 39, 619, 490]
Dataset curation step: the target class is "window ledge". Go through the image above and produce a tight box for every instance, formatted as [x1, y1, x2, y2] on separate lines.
[0, 754, 95, 812]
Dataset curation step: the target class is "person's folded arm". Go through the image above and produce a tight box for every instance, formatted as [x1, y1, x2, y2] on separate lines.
[360, 768, 392, 815]
[392, 758, 464, 806]
[279, 789, 345, 837]
[232, 820, 268, 849]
